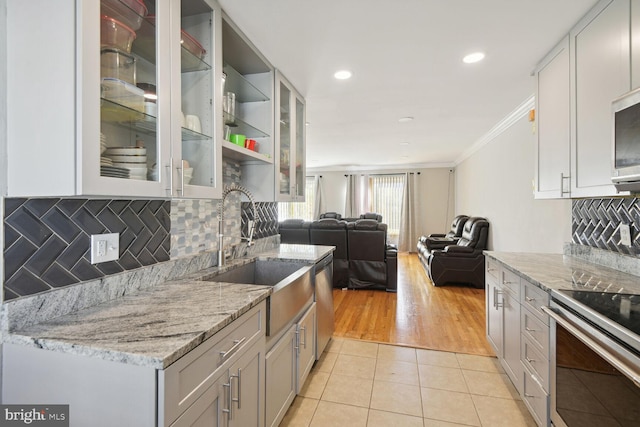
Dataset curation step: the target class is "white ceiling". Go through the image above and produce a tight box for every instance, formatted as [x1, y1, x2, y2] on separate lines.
[218, 0, 600, 171]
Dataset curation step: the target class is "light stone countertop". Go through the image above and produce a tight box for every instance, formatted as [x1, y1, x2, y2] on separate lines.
[4, 245, 335, 369]
[485, 251, 640, 296]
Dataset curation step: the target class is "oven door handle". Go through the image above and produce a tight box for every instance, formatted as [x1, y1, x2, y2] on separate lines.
[542, 305, 640, 388]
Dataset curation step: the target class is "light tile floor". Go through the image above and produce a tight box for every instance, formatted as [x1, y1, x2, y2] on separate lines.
[279, 338, 537, 427]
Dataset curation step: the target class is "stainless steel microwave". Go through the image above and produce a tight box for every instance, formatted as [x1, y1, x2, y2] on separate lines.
[612, 87, 640, 192]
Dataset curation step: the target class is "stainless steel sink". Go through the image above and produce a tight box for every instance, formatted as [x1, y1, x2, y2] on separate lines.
[203, 260, 313, 336]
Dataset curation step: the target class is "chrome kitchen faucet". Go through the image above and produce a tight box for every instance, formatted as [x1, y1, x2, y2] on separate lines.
[218, 184, 257, 266]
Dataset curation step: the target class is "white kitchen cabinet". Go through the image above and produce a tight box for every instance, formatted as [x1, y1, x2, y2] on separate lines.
[485, 260, 522, 393]
[485, 258, 503, 353]
[570, 0, 630, 197]
[4, 0, 222, 199]
[296, 302, 316, 390]
[264, 302, 316, 427]
[485, 258, 551, 427]
[632, 0, 640, 89]
[3, 301, 266, 427]
[275, 70, 306, 202]
[533, 37, 571, 199]
[224, 339, 264, 427]
[220, 16, 276, 202]
[265, 325, 296, 427]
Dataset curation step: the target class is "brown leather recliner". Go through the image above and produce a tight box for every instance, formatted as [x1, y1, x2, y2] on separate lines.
[346, 219, 398, 292]
[426, 217, 489, 288]
[278, 219, 311, 244]
[309, 219, 349, 287]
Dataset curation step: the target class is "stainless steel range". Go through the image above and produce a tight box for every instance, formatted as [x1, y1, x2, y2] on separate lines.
[543, 290, 640, 427]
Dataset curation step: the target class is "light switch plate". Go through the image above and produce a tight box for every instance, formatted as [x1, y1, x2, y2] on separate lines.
[620, 223, 632, 247]
[90, 233, 120, 264]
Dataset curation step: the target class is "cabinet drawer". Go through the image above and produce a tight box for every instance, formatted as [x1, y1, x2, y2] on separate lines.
[486, 258, 500, 285]
[521, 335, 549, 392]
[501, 268, 521, 298]
[521, 307, 549, 356]
[521, 280, 549, 325]
[162, 302, 265, 426]
[522, 365, 549, 427]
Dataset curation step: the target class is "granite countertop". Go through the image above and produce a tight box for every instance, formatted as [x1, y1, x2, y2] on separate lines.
[4, 244, 335, 370]
[485, 251, 640, 295]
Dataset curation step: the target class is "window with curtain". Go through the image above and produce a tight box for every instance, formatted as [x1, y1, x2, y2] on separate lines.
[278, 177, 316, 221]
[368, 174, 405, 240]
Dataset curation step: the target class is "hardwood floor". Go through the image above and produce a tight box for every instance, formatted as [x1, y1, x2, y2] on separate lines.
[332, 252, 495, 357]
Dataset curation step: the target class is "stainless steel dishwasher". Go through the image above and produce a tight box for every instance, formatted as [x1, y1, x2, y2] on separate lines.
[314, 253, 335, 358]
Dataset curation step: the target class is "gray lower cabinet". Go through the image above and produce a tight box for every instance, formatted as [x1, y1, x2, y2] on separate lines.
[265, 302, 316, 427]
[485, 259, 551, 427]
[3, 301, 266, 427]
[265, 325, 296, 427]
[161, 301, 265, 427]
[485, 261, 522, 394]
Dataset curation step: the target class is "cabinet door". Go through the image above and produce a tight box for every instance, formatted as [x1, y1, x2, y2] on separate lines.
[170, 376, 224, 427]
[265, 326, 296, 427]
[171, 0, 222, 199]
[632, 0, 640, 89]
[293, 95, 306, 201]
[570, 0, 630, 197]
[502, 291, 522, 394]
[534, 37, 571, 199]
[276, 75, 294, 201]
[486, 279, 503, 356]
[297, 303, 316, 392]
[228, 340, 264, 427]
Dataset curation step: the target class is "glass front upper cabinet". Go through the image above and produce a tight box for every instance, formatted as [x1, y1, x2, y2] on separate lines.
[97, 0, 164, 194]
[278, 81, 292, 199]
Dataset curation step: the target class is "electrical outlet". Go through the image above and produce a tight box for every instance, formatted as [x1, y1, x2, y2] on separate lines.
[620, 223, 632, 247]
[90, 233, 120, 264]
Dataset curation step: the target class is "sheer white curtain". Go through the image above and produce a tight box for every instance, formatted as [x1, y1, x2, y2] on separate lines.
[313, 176, 325, 220]
[398, 172, 419, 252]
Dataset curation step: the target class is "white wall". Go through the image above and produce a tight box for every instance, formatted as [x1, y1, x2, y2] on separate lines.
[309, 167, 455, 250]
[455, 115, 572, 253]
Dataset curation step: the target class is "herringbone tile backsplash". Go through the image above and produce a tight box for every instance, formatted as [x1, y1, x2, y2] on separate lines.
[4, 198, 171, 300]
[572, 198, 640, 256]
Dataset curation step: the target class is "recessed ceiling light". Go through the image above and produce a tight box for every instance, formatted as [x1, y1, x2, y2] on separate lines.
[463, 52, 485, 64]
[334, 70, 352, 80]
[400, 142, 410, 146]
[398, 117, 414, 123]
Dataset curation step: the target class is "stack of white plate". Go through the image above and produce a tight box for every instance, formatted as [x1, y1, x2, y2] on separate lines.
[101, 166, 130, 178]
[100, 133, 108, 154]
[100, 157, 113, 166]
[104, 147, 147, 180]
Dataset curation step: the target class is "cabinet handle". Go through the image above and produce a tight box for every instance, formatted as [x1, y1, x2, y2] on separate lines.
[300, 325, 307, 349]
[525, 296, 535, 302]
[164, 164, 172, 194]
[231, 368, 242, 410]
[525, 326, 537, 333]
[220, 337, 247, 361]
[223, 380, 232, 419]
[524, 393, 537, 398]
[560, 172, 571, 196]
[487, 267, 496, 273]
[526, 356, 535, 364]
[177, 165, 184, 195]
[493, 287, 504, 309]
[294, 329, 300, 354]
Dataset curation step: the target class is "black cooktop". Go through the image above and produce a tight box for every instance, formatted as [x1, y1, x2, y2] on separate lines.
[557, 289, 640, 337]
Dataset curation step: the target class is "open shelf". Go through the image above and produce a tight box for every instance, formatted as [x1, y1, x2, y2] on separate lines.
[222, 140, 273, 164]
